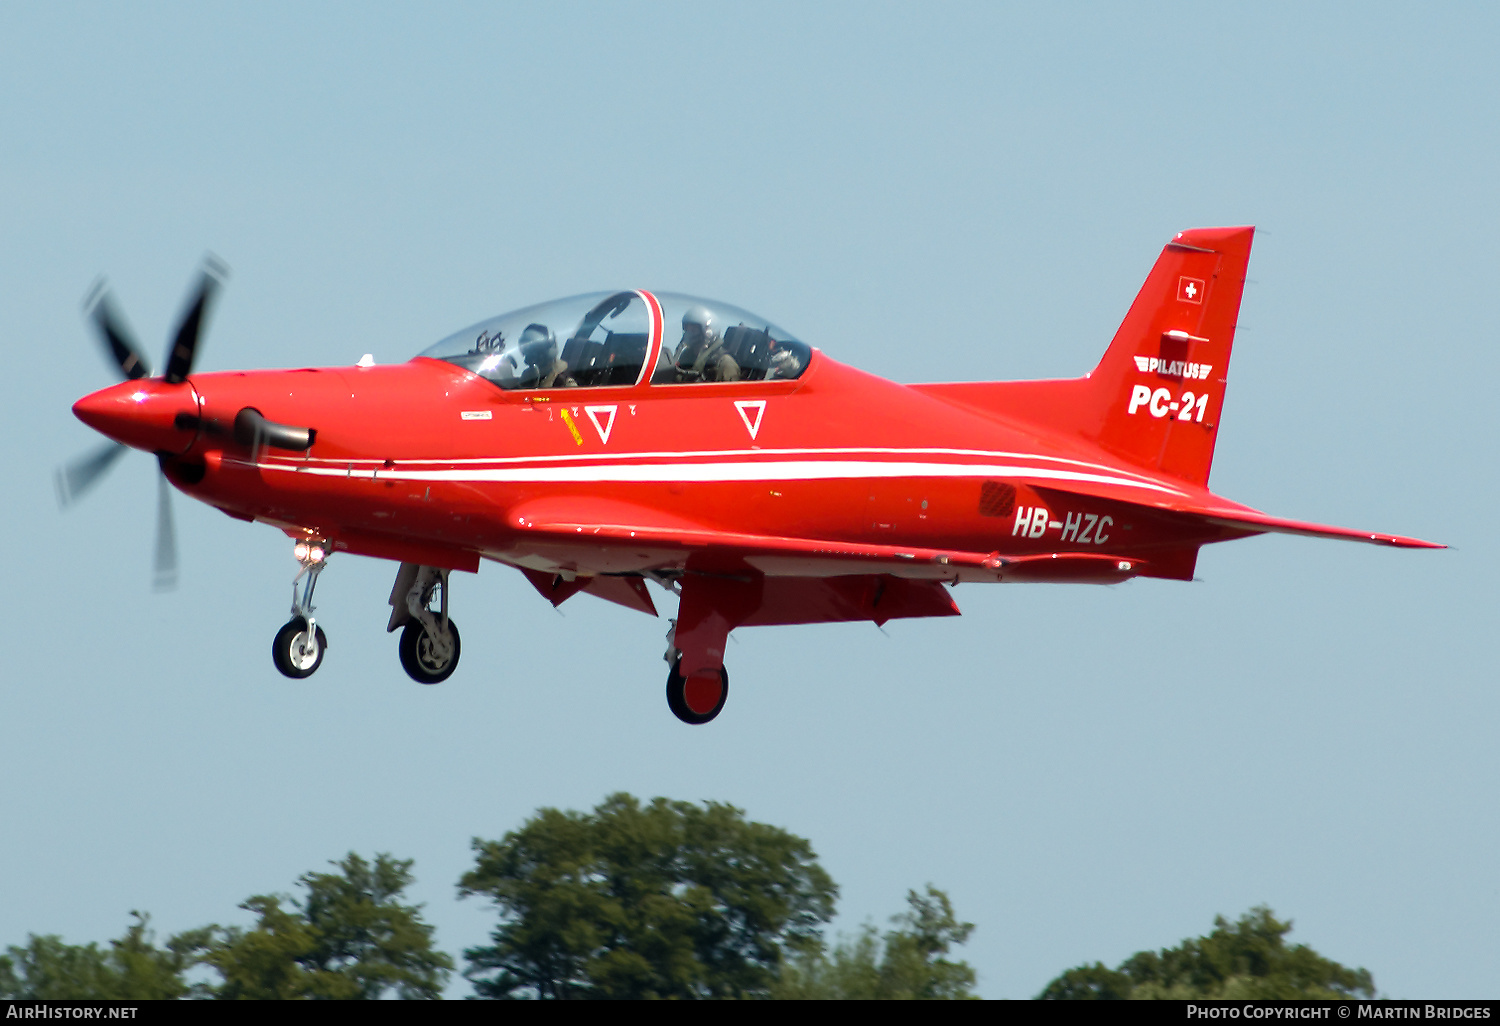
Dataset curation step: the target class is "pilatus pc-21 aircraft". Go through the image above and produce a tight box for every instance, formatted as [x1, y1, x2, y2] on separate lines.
[61, 226, 1440, 724]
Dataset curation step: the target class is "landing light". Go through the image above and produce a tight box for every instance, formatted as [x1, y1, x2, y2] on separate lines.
[294, 540, 328, 565]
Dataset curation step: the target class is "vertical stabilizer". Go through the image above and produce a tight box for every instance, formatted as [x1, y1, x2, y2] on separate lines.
[912, 226, 1254, 488]
[1080, 226, 1254, 486]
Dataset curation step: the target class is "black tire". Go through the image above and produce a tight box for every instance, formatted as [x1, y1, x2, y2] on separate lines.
[272, 618, 327, 679]
[665, 659, 728, 725]
[399, 618, 461, 684]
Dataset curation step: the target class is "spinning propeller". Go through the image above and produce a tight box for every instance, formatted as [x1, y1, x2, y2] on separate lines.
[57, 257, 229, 590]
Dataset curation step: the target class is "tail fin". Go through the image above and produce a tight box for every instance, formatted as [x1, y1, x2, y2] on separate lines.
[914, 226, 1254, 487]
[1080, 226, 1254, 486]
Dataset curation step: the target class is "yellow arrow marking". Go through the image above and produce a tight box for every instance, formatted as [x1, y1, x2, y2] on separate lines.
[559, 407, 584, 446]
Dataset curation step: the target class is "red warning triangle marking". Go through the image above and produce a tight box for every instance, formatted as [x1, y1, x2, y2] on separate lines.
[734, 400, 766, 440]
[584, 405, 617, 444]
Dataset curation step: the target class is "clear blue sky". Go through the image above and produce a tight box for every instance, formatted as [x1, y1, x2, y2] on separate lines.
[2, 2, 1493, 998]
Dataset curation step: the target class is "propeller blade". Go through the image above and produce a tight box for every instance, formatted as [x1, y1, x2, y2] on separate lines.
[83, 280, 151, 381]
[55, 440, 128, 507]
[153, 470, 178, 591]
[162, 256, 228, 385]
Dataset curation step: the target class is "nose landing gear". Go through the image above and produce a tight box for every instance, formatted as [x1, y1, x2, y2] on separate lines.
[273, 540, 330, 679]
[273, 618, 327, 678]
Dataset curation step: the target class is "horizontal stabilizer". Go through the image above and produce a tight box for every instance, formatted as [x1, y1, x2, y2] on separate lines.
[1018, 478, 1443, 552]
[1198, 508, 1445, 549]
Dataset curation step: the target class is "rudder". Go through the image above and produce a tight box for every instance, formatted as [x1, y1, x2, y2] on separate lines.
[1082, 225, 1254, 486]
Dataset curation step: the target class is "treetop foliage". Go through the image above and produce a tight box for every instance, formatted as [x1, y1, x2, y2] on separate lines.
[1, 853, 450, 1001]
[1037, 906, 1376, 1000]
[0, 913, 211, 1000]
[458, 793, 838, 999]
[207, 852, 453, 999]
[10, 800, 1366, 1001]
[772, 885, 978, 999]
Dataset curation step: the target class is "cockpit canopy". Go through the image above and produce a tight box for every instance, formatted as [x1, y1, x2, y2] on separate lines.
[420, 291, 812, 390]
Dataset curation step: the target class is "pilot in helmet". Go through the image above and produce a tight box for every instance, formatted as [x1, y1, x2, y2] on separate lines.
[672, 305, 740, 383]
[513, 322, 572, 389]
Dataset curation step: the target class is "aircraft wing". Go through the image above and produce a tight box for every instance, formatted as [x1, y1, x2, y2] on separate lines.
[502, 497, 1154, 625]
[500, 495, 1152, 584]
[504, 495, 994, 576]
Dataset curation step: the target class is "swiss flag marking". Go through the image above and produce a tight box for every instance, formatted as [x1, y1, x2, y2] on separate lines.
[1177, 276, 1206, 304]
[734, 400, 766, 440]
[584, 405, 617, 444]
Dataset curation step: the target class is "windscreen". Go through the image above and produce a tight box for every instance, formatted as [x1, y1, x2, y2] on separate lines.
[421, 290, 813, 389]
[421, 291, 650, 389]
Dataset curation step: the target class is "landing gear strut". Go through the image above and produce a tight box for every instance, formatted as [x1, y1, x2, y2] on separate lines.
[663, 618, 730, 725]
[392, 564, 460, 684]
[660, 573, 760, 725]
[273, 540, 329, 678]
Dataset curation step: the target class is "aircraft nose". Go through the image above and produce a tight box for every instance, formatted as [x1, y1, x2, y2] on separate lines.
[73, 379, 200, 455]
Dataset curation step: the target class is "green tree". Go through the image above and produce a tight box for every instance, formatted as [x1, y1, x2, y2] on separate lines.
[459, 793, 838, 999]
[1038, 906, 1376, 1000]
[205, 852, 452, 999]
[772, 886, 978, 999]
[0, 913, 212, 1000]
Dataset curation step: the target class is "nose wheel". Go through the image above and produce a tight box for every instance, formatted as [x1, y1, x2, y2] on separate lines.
[666, 658, 729, 725]
[273, 618, 327, 678]
[273, 540, 330, 679]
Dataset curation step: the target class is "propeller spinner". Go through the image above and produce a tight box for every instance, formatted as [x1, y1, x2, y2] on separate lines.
[58, 257, 229, 590]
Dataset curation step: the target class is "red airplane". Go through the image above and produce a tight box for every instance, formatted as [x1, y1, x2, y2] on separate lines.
[61, 226, 1441, 724]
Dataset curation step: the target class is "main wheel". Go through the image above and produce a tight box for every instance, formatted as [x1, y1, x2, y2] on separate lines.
[666, 659, 728, 725]
[399, 618, 461, 684]
[273, 618, 327, 679]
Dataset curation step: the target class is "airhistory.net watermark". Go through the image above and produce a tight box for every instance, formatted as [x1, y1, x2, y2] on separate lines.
[5, 1009, 137, 1020]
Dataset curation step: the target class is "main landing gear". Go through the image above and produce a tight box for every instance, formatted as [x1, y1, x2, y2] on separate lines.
[660, 573, 759, 725]
[389, 563, 461, 684]
[662, 612, 732, 726]
[269, 552, 463, 684]
[665, 656, 730, 725]
[273, 540, 329, 678]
